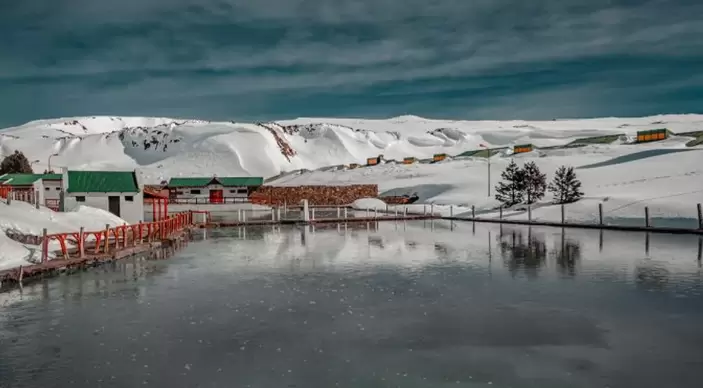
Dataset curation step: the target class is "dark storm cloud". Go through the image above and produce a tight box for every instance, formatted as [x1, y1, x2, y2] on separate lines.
[0, 0, 702, 126]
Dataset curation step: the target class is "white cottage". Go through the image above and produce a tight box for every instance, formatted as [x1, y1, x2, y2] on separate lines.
[0, 173, 45, 204]
[167, 176, 263, 204]
[62, 169, 144, 224]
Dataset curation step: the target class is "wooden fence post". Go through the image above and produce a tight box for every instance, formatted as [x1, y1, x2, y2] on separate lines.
[528, 205, 532, 222]
[598, 203, 604, 225]
[41, 228, 48, 263]
[104, 224, 110, 253]
[499, 206, 503, 219]
[560, 204, 565, 224]
[645, 207, 650, 228]
[471, 205, 475, 219]
[138, 221, 144, 244]
[430, 204, 434, 217]
[450, 205, 453, 218]
[79, 227, 85, 258]
[698, 203, 702, 229]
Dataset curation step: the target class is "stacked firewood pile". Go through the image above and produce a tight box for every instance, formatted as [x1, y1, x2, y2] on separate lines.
[257, 123, 297, 161]
[251, 184, 378, 206]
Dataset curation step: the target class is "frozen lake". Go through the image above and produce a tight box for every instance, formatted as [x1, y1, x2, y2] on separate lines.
[1, 220, 702, 387]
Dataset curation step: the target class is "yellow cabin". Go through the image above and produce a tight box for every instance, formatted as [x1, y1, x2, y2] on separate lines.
[636, 129, 668, 143]
[403, 157, 416, 164]
[367, 157, 379, 166]
[432, 153, 447, 162]
[513, 144, 533, 154]
[348, 163, 360, 169]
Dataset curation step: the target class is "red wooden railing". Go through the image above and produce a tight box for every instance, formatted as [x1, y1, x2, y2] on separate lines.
[40, 211, 206, 263]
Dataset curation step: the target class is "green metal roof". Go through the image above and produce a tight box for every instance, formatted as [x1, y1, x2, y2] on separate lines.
[67, 171, 139, 193]
[0, 173, 43, 186]
[168, 176, 263, 188]
[42, 173, 63, 180]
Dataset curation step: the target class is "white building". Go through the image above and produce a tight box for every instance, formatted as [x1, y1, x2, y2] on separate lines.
[0, 173, 45, 204]
[41, 173, 63, 209]
[62, 169, 144, 224]
[167, 176, 263, 203]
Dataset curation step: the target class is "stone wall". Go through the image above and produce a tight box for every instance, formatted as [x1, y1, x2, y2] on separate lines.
[251, 185, 378, 206]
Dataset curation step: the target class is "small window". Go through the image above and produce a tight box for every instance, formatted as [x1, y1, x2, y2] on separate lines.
[237, 188, 247, 194]
[229, 189, 237, 193]
[125, 196, 134, 202]
[190, 189, 201, 194]
[45, 187, 50, 191]
[55, 187, 61, 191]
[76, 196, 86, 202]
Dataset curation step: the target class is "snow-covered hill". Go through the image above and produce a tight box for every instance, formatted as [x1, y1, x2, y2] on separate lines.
[1, 114, 701, 183]
[1, 114, 702, 224]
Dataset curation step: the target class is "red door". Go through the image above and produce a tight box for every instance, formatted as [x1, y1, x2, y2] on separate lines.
[209, 189, 223, 204]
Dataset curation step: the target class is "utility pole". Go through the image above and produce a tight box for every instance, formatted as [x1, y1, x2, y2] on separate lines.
[480, 144, 491, 197]
[47, 153, 59, 173]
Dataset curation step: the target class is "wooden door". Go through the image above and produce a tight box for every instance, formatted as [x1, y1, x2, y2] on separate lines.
[209, 189, 223, 204]
[108, 196, 121, 217]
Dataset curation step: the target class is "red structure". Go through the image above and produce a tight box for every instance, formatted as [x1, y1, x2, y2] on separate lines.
[0, 185, 10, 199]
[144, 187, 169, 221]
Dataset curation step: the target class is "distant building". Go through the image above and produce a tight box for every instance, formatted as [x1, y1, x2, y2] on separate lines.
[167, 176, 264, 204]
[62, 169, 143, 223]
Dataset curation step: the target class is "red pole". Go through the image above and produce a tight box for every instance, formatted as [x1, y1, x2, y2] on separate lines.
[152, 198, 156, 221]
[165, 198, 169, 221]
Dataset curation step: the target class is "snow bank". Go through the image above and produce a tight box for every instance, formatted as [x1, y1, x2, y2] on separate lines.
[351, 198, 387, 211]
[0, 201, 127, 271]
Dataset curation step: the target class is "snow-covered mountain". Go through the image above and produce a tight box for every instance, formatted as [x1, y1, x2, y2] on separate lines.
[1, 113, 703, 236]
[1, 114, 702, 185]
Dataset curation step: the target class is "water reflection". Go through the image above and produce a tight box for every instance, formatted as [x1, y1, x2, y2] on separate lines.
[2, 222, 703, 388]
[497, 227, 548, 278]
[553, 230, 583, 278]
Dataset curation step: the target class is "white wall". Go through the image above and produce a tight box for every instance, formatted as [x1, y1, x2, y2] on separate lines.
[172, 184, 249, 199]
[42, 180, 62, 201]
[64, 191, 144, 224]
[34, 180, 45, 204]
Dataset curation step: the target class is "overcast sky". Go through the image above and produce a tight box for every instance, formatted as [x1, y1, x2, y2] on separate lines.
[1, 0, 702, 126]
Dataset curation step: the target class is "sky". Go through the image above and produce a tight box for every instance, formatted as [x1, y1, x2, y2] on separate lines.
[1, 0, 702, 127]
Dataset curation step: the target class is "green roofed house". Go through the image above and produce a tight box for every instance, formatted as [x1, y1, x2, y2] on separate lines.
[167, 176, 264, 204]
[61, 169, 143, 223]
[0, 173, 64, 209]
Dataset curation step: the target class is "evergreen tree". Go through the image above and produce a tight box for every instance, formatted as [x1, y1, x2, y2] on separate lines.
[522, 161, 546, 204]
[494, 160, 525, 207]
[548, 165, 583, 204]
[0, 150, 33, 175]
